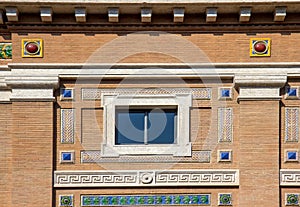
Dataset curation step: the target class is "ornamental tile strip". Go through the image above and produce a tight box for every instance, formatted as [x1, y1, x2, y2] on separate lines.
[218, 108, 233, 142]
[81, 151, 210, 163]
[280, 169, 300, 186]
[81, 194, 211, 206]
[61, 109, 75, 143]
[54, 170, 239, 187]
[81, 88, 211, 100]
[0, 43, 12, 59]
[285, 108, 299, 142]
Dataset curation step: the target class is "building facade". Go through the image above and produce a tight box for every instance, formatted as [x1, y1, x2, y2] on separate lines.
[0, 0, 300, 206]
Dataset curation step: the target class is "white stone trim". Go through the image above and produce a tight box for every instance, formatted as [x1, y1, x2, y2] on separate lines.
[280, 169, 300, 186]
[238, 87, 282, 101]
[101, 93, 192, 157]
[234, 75, 287, 88]
[54, 169, 239, 187]
[10, 89, 54, 101]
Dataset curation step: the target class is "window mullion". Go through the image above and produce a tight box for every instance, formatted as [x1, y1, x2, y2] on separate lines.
[144, 111, 148, 145]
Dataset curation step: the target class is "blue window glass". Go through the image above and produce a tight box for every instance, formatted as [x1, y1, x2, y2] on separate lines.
[116, 110, 145, 144]
[115, 109, 176, 145]
[148, 110, 175, 144]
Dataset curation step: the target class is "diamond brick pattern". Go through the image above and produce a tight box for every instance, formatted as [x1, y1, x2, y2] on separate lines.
[218, 108, 233, 142]
[81, 88, 211, 100]
[285, 108, 299, 142]
[61, 109, 75, 143]
[81, 150, 211, 163]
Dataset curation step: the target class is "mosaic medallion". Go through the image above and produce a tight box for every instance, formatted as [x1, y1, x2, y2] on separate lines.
[22, 39, 43, 57]
[250, 38, 271, 57]
[0, 43, 12, 59]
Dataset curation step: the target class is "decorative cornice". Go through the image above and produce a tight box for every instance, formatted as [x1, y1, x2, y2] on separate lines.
[0, 2, 299, 30]
[54, 169, 239, 187]
[280, 169, 300, 186]
[0, 0, 299, 4]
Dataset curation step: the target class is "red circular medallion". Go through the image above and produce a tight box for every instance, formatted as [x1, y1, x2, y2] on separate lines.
[25, 42, 39, 54]
[254, 41, 267, 53]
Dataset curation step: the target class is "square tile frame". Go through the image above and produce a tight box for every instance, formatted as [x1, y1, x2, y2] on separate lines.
[22, 39, 43, 58]
[249, 38, 271, 57]
[218, 193, 232, 206]
[59, 194, 74, 207]
[285, 193, 299, 206]
[218, 87, 232, 100]
[60, 151, 75, 164]
[285, 149, 299, 162]
[285, 86, 299, 99]
[60, 88, 74, 101]
[218, 150, 232, 162]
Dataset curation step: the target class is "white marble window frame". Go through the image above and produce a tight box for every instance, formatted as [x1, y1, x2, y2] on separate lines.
[101, 93, 192, 157]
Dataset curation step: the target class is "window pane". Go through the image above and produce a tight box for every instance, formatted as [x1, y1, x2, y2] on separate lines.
[147, 109, 175, 144]
[115, 110, 145, 145]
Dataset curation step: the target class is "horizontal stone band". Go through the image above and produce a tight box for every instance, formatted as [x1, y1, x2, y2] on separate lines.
[54, 169, 239, 187]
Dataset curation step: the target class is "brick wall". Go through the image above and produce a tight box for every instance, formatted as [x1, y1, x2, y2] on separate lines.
[11, 33, 300, 64]
[10, 102, 53, 207]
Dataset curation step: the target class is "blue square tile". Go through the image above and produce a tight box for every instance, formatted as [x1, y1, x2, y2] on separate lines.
[288, 88, 297, 96]
[220, 151, 230, 160]
[62, 152, 72, 161]
[221, 89, 231, 98]
[62, 89, 73, 98]
[287, 151, 297, 160]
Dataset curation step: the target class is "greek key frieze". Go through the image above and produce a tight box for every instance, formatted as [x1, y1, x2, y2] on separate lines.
[280, 170, 300, 186]
[54, 170, 239, 187]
